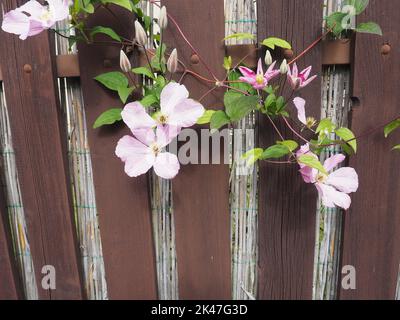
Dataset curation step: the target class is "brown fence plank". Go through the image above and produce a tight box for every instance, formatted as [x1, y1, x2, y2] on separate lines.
[77, 7, 157, 299]
[162, 0, 231, 299]
[257, 0, 322, 299]
[0, 1, 84, 299]
[0, 183, 22, 299]
[340, 0, 400, 300]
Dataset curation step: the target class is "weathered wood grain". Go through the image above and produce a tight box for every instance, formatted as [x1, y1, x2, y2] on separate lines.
[0, 0, 84, 299]
[340, 0, 400, 300]
[162, 0, 231, 299]
[77, 6, 157, 299]
[257, 0, 323, 299]
[0, 183, 22, 299]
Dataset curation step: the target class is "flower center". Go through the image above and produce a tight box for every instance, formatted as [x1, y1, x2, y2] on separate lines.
[316, 172, 328, 183]
[40, 9, 53, 23]
[150, 143, 160, 156]
[306, 117, 317, 129]
[255, 74, 264, 85]
[158, 114, 168, 125]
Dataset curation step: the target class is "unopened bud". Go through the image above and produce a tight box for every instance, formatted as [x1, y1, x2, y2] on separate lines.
[264, 50, 273, 66]
[159, 6, 168, 29]
[119, 50, 131, 73]
[134, 20, 147, 46]
[167, 48, 178, 73]
[280, 59, 288, 74]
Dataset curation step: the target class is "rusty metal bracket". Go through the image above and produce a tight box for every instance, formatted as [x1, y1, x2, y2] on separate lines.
[0, 40, 352, 81]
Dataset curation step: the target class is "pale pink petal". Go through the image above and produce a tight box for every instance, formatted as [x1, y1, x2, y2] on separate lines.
[256, 58, 264, 75]
[160, 82, 189, 115]
[121, 102, 156, 133]
[27, 19, 47, 37]
[300, 75, 317, 88]
[131, 128, 156, 146]
[168, 98, 205, 128]
[153, 152, 180, 179]
[238, 66, 255, 79]
[17, 1, 44, 17]
[293, 97, 307, 125]
[323, 154, 346, 172]
[317, 183, 352, 210]
[299, 166, 316, 184]
[300, 66, 312, 80]
[265, 60, 277, 76]
[239, 76, 257, 86]
[292, 63, 299, 77]
[1, 10, 30, 40]
[155, 125, 176, 148]
[326, 167, 359, 193]
[48, 0, 70, 21]
[115, 135, 155, 177]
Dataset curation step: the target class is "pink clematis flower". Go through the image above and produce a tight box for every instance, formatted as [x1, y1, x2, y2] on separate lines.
[1, 0, 69, 40]
[115, 126, 180, 179]
[239, 58, 279, 90]
[297, 144, 359, 210]
[121, 82, 205, 140]
[287, 63, 317, 91]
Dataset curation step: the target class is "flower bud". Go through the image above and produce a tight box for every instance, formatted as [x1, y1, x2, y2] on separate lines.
[280, 59, 288, 74]
[119, 50, 131, 73]
[264, 50, 273, 66]
[134, 20, 147, 46]
[167, 48, 178, 73]
[159, 6, 168, 29]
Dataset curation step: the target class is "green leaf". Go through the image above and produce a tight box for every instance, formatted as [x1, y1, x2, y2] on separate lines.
[223, 33, 255, 42]
[325, 12, 347, 36]
[197, 110, 216, 125]
[316, 118, 336, 136]
[210, 110, 230, 130]
[261, 145, 291, 160]
[224, 93, 259, 122]
[95, 72, 129, 91]
[278, 140, 299, 152]
[298, 155, 328, 175]
[261, 37, 292, 50]
[336, 127, 357, 153]
[117, 87, 134, 103]
[131, 67, 155, 79]
[140, 94, 158, 107]
[392, 145, 400, 151]
[93, 108, 122, 128]
[100, 0, 132, 11]
[343, 0, 369, 14]
[90, 26, 122, 42]
[355, 22, 382, 36]
[384, 119, 400, 138]
[242, 148, 264, 166]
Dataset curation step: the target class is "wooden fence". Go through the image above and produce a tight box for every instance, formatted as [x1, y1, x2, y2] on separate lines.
[0, 0, 399, 300]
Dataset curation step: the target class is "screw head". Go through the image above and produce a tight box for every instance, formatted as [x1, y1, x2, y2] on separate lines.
[23, 64, 32, 74]
[381, 44, 391, 55]
[190, 54, 200, 65]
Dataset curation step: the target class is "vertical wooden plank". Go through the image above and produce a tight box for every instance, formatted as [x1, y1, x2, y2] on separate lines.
[77, 6, 157, 299]
[0, 183, 22, 299]
[162, 0, 231, 299]
[340, 0, 400, 300]
[0, 1, 83, 299]
[257, 0, 322, 299]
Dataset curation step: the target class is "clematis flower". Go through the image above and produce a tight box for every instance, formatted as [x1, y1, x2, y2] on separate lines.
[297, 144, 359, 210]
[239, 58, 279, 90]
[115, 126, 180, 179]
[1, 0, 70, 40]
[293, 97, 316, 128]
[121, 82, 205, 139]
[287, 63, 317, 91]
